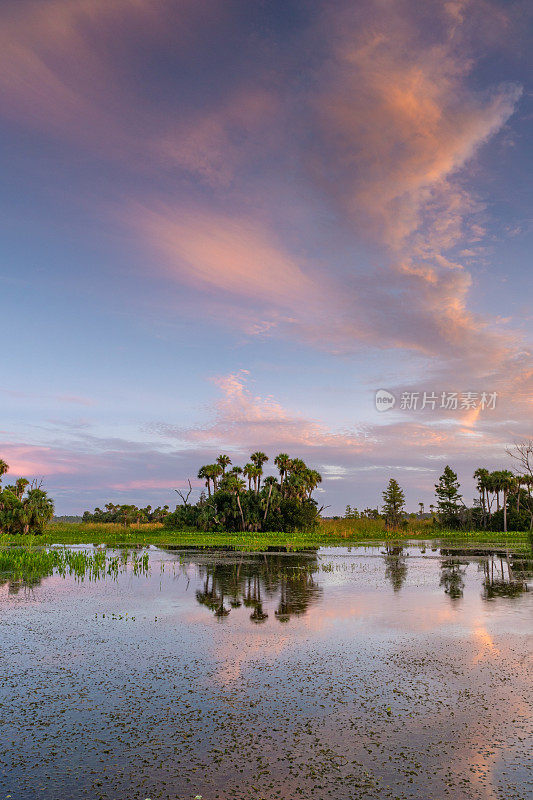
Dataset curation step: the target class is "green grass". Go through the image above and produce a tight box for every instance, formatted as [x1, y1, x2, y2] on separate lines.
[1, 519, 530, 552]
[0, 545, 150, 582]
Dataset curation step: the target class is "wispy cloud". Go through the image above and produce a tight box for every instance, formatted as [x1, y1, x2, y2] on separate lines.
[305, 0, 522, 360]
[136, 206, 320, 309]
[158, 88, 279, 187]
[152, 370, 367, 452]
[0, 369, 525, 512]
[0, 0, 224, 156]
[2, 0, 525, 377]
[0, 388, 95, 406]
[0, 0, 529, 511]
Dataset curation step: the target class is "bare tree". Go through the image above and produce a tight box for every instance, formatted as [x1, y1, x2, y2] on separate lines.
[174, 479, 193, 506]
[506, 441, 533, 530]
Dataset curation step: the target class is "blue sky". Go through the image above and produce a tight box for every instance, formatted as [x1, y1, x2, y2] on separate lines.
[1, 0, 531, 513]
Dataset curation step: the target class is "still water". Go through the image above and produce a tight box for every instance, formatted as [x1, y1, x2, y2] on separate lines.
[0, 545, 532, 800]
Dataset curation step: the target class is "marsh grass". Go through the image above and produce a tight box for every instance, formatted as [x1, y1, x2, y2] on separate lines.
[0, 546, 150, 582]
[1, 517, 529, 552]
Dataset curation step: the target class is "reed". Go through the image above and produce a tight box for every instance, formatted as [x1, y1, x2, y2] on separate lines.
[0, 546, 150, 582]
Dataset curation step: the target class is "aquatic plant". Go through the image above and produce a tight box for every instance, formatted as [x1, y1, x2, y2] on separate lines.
[0, 546, 150, 584]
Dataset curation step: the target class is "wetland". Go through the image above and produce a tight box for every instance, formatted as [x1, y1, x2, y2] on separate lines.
[0, 544, 532, 800]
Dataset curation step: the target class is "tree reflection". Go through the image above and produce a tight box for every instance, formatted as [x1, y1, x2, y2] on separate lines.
[481, 553, 531, 600]
[178, 545, 532, 621]
[383, 545, 407, 592]
[185, 551, 323, 623]
[439, 558, 467, 600]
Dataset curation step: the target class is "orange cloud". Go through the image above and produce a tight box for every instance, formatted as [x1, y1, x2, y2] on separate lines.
[1, 0, 529, 433]
[153, 369, 512, 465]
[315, 1, 520, 250]
[307, 0, 522, 365]
[136, 206, 320, 309]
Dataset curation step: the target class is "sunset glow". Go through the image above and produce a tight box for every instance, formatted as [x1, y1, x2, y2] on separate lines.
[1, 0, 531, 513]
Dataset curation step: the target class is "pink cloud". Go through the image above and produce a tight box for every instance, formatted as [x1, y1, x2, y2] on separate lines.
[135, 204, 322, 310]
[305, 0, 522, 362]
[154, 370, 367, 453]
[0, 0, 225, 156]
[1, 0, 529, 467]
[149, 370, 529, 500]
[2, 368, 527, 513]
[0, 444, 79, 477]
[158, 88, 279, 187]
[2, 0, 526, 385]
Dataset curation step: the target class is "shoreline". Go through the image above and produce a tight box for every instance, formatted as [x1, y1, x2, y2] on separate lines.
[1, 522, 530, 552]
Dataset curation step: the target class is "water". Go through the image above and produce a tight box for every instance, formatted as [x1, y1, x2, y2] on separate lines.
[0, 544, 531, 800]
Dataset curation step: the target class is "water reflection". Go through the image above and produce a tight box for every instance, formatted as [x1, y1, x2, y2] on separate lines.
[1, 545, 531, 615]
[1, 544, 532, 800]
[481, 553, 532, 599]
[382, 544, 408, 592]
[439, 558, 467, 599]
[438, 548, 532, 601]
[187, 551, 323, 622]
[174, 545, 532, 627]
[0, 575, 47, 596]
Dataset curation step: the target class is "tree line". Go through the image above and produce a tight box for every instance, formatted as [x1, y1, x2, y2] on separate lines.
[82, 503, 170, 525]
[344, 441, 533, 533]
[5, 439, 533, 535]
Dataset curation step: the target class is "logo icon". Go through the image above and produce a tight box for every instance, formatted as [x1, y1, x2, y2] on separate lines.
[375, 389, 396, 412]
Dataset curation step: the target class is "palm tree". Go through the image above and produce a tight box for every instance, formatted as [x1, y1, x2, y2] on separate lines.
[243, 463, 255, 491]
[15, 478, 29, 500]
[210, 464, 223, 492]
[251, 451, 268, 468]
[225, 474, 246, 531]
[490, 471, 503, 512]
[251, 466, 262, 494]
[262, 475, 278, 522]
[280, 457, 306, 500]
[25, 487, 54, 532]
[216, 454, 232, 474]
[197, 465, 211, 497]
[250, 451, 268, 492]
[304, 469, 322, 499]
[274, 453, 291, 489]
[0, 460, 8, 481]
[497, 470, 515, 533]
[473, 468, 490, 526]
[284, 472, 306, 502]
[484, 471, 498, 515]
[289, 458, 306, 476]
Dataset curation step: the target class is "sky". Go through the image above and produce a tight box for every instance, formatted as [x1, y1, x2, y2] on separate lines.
[0, 0, 531, 515]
